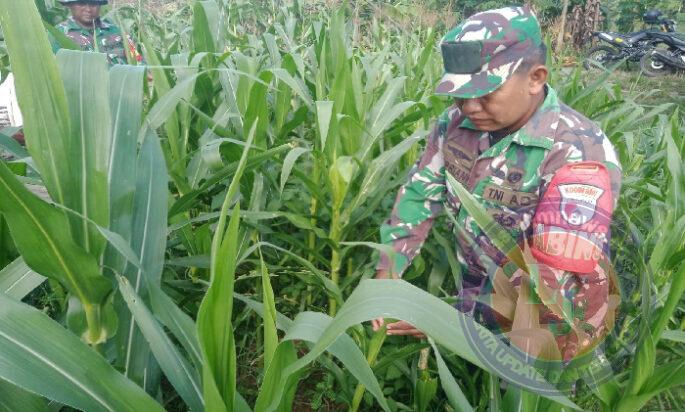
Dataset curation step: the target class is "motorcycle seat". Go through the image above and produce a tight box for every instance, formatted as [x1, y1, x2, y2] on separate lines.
[596, 31, 633, 45]
[670, 35, 685, 46]
[627, 32, 647, 43]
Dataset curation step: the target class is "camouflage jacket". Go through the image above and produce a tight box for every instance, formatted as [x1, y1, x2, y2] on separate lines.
[52, 17, 141, 66]
[377, 86, 622, 359]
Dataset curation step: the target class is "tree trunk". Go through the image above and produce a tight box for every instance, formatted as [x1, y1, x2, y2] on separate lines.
[557, 0, 570, 49]
[593, 0, 601, 33]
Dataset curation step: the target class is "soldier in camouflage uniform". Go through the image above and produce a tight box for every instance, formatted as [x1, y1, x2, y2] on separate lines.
[372, 6, 622, 362]
[52, 0, 142, 66]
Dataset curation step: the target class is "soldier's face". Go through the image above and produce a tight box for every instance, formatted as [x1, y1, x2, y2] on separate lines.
[68, 3, 101, 27]
[455, 65, 548, 133]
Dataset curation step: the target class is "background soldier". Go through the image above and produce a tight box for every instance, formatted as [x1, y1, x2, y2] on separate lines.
[53, 0, 142, 66]
[372, 6, 622, 362]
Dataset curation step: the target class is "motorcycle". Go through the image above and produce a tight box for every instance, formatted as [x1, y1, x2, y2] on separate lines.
[583, 14, 676, 70]
[584, 31, 661, 69]
[640, 32, 685, 76]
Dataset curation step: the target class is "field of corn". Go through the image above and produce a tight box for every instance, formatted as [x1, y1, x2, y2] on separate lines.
[0, 0, 684, 411]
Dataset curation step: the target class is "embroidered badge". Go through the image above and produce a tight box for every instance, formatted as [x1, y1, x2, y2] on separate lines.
[558, 184, 604, 226]
[507, 170, 523, 184]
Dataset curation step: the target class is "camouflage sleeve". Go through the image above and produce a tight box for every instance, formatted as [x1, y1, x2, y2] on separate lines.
[538, 128, 622, 209]
[530, 127, 622, 360]
[48, 22, 72, 55]
[531, 161, 614, 273]
[533, 262, 616, 362]
[534, 124, 622, 270]
[376, 122, 446, 277]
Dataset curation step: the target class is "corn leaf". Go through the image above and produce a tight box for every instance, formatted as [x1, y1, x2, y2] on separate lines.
[0, 160, 110, 308]
[0, 293, 163, 412]
[141, 37, 172, 97]
[0, 257, 46, 300]
[254, 341, 302, 412]
[364, 76, 407, 139]
[365, 100, 416, 155]
[258, 279, 579, 411]
[651, 264, 685, 344]
[100, 65, 147, 371]
[149, 286, 203, 370]
[118, 276, 204, 412]
[234, 293, 294, 331]
[664, 113, 685, 217]
[259, 250, 279, 370]
[0, 0, 71, 205]
[244, 72, 272, 149]
[118, 130, 168, 385]
[192, 1, 219, 53]
[126, 130, 168, 288]
[315, 101, 334, 150]
[168, 144, 291, 217]
[286, 311, 390, 411]
[347, 130, 427, 215]
[579, 354, 620, 406]
[428, 339, 474, 412]
[662, 330, 685, 344]
[241, 241, 342, 304]
[271, 68, 314, 110]
[198, 203, 240, 411]
[56, 50, 112, 257]
[248, 302, 388, 412]
[279, 146, 310, 194]
[105, 64, 146, 274]
[616, 359, 685, 412]
[0, 379, 48, 412]
[197, 121, 256, 411]
[639, 358, 685, 397]
[143, 73, 203, 135]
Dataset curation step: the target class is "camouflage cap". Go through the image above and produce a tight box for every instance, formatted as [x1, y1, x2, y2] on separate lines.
[435, 6, 542, 99]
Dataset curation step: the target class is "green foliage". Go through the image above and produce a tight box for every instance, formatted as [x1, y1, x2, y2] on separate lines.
[0, 0, 684, 411]
[34, 0, 68, 26]
[610, 0, 683, 31]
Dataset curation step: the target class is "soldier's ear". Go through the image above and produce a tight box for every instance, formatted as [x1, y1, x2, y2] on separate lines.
[528, 65, 548, 95]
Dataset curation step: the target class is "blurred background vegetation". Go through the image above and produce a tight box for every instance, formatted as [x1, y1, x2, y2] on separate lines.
[107, 0, 685, 32]
[0, 0, 683, 411]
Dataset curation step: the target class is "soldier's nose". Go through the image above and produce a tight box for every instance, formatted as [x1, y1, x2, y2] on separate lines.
[460, 98, 483, 115]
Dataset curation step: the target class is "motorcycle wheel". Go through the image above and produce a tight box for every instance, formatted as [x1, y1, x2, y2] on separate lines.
[640, 52, 673, 77]
[583, 45, 619, 70]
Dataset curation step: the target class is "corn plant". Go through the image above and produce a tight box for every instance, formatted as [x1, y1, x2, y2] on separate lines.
[1, 0, 685, 411]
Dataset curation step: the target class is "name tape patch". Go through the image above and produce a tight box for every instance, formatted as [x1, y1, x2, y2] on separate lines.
[483, 184, 539, 208]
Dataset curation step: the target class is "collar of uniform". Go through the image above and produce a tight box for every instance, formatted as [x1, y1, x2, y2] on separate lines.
[457, 84, 560, 150]
[99, 18, 112, 29]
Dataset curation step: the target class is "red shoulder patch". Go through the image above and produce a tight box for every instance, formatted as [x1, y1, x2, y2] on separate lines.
[530, 161, 613, 274]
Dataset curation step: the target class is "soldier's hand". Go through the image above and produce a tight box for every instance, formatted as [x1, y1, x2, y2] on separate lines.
[369, 270, 425, 338]
[371, 269, 391, 334]
[372, 318, 425, 338]
[371, 317, 385, 331]
[12, 130, 24, 146]
[385, 320, 426, 338]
